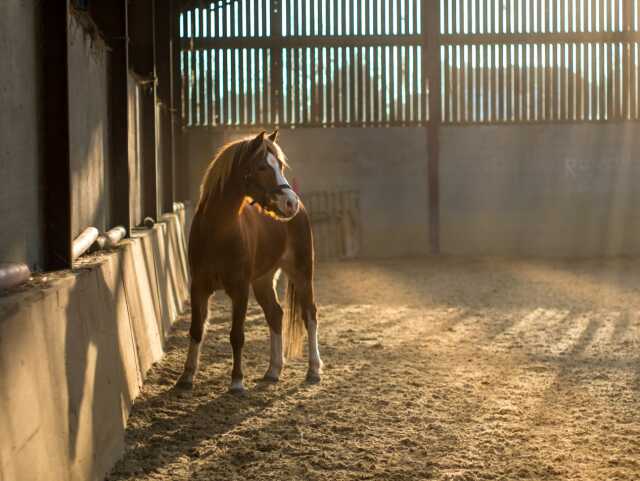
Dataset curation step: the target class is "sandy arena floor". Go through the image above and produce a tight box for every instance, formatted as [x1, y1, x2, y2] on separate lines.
[108, 257, 640, 481]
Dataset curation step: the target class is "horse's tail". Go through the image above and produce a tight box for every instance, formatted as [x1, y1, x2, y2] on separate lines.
[284, 278, 305, 359]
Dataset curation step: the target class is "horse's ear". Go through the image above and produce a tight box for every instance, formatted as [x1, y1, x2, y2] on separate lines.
[268, 129, 279, 143]
[248, 131, 266, 151]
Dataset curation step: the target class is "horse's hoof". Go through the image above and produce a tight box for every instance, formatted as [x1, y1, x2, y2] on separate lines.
[305, 371, 321, 384]
[229, 380, 246, 396]
[262, 373, 280, 383]
[174, 378, 193, 390]
[229, 386, 246, 396]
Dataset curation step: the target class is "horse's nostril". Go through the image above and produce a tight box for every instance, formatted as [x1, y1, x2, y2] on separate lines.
[286, 200, 293, 209]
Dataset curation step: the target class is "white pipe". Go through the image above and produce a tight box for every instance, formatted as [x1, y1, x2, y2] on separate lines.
[72, 227, 99, 260]
[103, 226, 126, 248]
[0, 263, 31, 290]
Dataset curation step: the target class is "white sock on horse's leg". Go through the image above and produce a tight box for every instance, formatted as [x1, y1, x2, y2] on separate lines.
[265, 328, 284, 380]
[306, 317, 323, 381]
[179, 328, 206, 387]
[185, 338, 202, 376]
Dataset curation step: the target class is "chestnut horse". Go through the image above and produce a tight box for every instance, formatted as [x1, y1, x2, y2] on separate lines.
[176, 130, 323, 393]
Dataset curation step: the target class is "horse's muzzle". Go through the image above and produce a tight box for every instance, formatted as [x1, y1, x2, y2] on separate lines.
[271, 189, 300, 220]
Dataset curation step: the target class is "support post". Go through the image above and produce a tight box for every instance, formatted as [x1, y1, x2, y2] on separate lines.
[130, 0, 159, 221]
[156, 0, 175, 213]
[43, 0, 72, 269]
[271, 0, 283, 125]
[423, 0, 441, 254]
[92, 0, 131, 232]
[172, 0, 189, 202]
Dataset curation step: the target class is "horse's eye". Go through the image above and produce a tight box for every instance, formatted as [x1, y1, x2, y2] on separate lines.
[257, 163, 268, 172]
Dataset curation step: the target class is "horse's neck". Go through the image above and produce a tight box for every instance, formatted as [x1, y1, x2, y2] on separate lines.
[199, 183, 245, 227]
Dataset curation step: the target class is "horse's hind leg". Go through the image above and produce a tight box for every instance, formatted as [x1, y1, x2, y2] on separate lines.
[299, 283, 323, 383]
[286, 271, 323, 383]
[176, 280, 212, 389]
[252, 270, 284, 382]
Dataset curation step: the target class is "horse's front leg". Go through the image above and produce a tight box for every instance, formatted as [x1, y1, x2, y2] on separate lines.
[227, 282, 249, 394]
[176, 280, 211, 389]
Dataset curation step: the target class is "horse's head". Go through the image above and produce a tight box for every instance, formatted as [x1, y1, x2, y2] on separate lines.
[242, 130, 300, 221]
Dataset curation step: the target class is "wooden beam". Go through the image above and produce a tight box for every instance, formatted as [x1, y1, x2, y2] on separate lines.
[171, 0, 189, 202]
[271, 0, 283, 124]
[91, 0, 131, 231]
[156, 0, 175, 213]
[43, 0, 72, 269]
[439, 31, 640, 45]
[424, 0, 441, 254]
[129, 0, 159, 221]
[183, 34, 425, 50]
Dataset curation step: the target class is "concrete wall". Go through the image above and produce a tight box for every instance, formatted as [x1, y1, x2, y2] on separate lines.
[0, 0, 44, 269]
[0, 212, 190, 481]
[183, 127, 431, 257]
[184, 124, 640, 258]
[440, 123, 640, 257]
[68, 13, 112, 239]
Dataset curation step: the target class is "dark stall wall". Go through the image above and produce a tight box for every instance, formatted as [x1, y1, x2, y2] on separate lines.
[68, 13, 112, 239]
[0, 1, 44, 269]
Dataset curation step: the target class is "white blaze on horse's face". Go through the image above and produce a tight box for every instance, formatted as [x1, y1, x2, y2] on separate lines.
[267, 152, 300, 220]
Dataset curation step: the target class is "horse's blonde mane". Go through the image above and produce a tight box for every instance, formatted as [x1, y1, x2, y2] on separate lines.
[197, 136, 288, 212]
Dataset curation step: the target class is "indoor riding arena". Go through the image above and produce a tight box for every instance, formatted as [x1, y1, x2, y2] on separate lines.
[2, 1, 640, 481]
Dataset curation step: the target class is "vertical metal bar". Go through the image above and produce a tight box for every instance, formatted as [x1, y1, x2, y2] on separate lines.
[483, 44, 489, 121]
[514, 44, 521, 121]
[240, 48, 247, 125]
[496, 44, 503, 121]
[402, 45, 409, 123]
[459, 45, 466, 121]
[576, 42, 583, 120]
[303, 48, 309, 123]
[443, 44, 449, 121]
[412, 44, 419, 121]
[358, 46, 365, 123]
[607, 42, 614, 118]
[537, 42, 544, 120]
[568, 42, 574, 119]
[318, 47, 325, 123]
[452, 45, 459, 121]
[506, 44, 513, 122]
[550, 42, 555, 119]
[599, 42, 605, 118]
[341, 47, 347, 123]
[351, 46, 358, 123]
[331, 47, 337, 124]
[373, 46, 380, 122]
[384, 46, 390, 123]
[311, 46, 317, 122]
